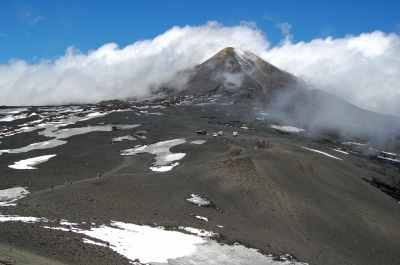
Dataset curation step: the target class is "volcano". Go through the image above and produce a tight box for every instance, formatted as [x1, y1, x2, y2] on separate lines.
[162, 47, 305, 103]
[160, 47, 400, 147]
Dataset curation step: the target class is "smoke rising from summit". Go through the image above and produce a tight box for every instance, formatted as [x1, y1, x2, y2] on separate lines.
[0, 22, 399, 117]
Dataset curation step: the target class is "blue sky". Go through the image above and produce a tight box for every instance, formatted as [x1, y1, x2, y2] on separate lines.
[0, 0, 399, 117]
[1, 0, 399, 63]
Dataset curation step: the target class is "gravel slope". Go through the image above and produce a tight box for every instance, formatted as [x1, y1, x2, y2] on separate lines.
[1, 104, 399, 265]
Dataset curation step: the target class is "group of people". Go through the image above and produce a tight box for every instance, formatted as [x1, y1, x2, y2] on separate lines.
[51, 173, 102, 190]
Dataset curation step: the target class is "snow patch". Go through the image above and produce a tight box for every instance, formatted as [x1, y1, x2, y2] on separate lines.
[186, 194, 212, 207]
[333, 148, 349, 154]
[341, 142, 369, 146]
[301, 147, 343, 161]
[377, 156, 400, 163]
[271, 125, 305, 133]
[139, 110, 163, 115]
[0, 113, 28, 122]
[195, 216, 209, 222]
[190, 140, 206, 145]
[9, 154, 56, 169]
[178, 226, 218, 238]
[0, 187, 30, 206]
[0, 108, 28, 115]
[1, 140, 67, 155]
[150, 162, 180, 172]
[381, 151, 398, 157]
[1, 124, 139, 155]
[112, 135, 136, 142]
[120, 139, 186, 172]
[0, 214, 309, 264]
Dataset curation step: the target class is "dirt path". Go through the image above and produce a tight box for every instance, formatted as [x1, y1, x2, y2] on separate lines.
[27, 138, 243, 197]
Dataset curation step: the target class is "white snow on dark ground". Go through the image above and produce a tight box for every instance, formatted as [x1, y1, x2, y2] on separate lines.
[195, 215, 209, 222]
[111, 135, 136, 142]
[341, 142, 369, 146]
[333, 148, 349, 154]
[0, 108, 32, 122]
[0, 214, 308, 264]
[39, 124, 139, 139]
[270, 125, 305, 133]
[178, 226, 218, 238]
[139, 110, 163, 115]
[0, 113, 29, 122]
[190, 140, 207, 145]
[301, 147, 343, 161]
[150, 162, 181, 172]
[79, 111, 107, 120]
[186, 194, 212, 206]
[120, 139, 186, 172]
[8, 154, 56, 169]
[378, 156, 400, 163]
[0, 187, 30, 206]
[0, 124, 139, 155]
[0, 108, 28, 115]
[0, 106, 124, 139]
[381, 151, 398, 156]
[151, 105, 167, 109]
[0, 215, 45, 223]
[0, 140, 66, 155]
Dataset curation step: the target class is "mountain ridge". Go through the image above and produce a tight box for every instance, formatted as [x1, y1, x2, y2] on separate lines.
[156, 47, 400, 147]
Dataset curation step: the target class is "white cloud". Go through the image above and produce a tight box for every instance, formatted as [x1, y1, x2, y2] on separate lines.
[28, 15, 45, 26]
[261, 31, 400, 116]
[0, 21, 268, 106]
[276, 22, 292, 37]
[275, 22, 293, 45]
[21, 12, 45, 26]
[0, 21, 399, 117]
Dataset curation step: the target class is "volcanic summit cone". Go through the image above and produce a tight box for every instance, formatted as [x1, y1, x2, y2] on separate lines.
[162, 47, 400, 144]
[166, 47, 308, 105]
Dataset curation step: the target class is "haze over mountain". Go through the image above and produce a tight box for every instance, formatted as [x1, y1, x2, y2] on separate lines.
[160, 47, 400, 148]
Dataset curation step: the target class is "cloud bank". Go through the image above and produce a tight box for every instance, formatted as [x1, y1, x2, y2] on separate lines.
[0, 21, 399, 117]
[262, 31, 400, 117]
